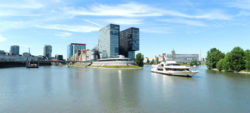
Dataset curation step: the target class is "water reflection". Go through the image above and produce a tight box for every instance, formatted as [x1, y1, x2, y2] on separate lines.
[0, 66, 250, 113]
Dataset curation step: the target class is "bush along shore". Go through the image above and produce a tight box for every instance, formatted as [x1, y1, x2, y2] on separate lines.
[206, 47, 250, 74]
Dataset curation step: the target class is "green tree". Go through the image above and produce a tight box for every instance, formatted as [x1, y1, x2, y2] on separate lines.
[222, 53, 232, 71]
[216, 59, 224, 71]
[150, 59, 155, 64]
[135, 53, 144, 67]
[245, 50, 250, 71]
[190, 60, 199, 66]
[146, 58, 150, 64]
[224, 47, 245, 72]
[206, 48, 225, 69]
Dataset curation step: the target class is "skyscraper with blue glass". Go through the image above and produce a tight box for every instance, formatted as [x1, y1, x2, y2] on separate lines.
[98, 24, 120, 58]
[119, 27, 139, 59]
[10, 45, 20, 56]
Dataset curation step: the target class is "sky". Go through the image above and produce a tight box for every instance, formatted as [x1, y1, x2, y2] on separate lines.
[0, 0, 250, 58]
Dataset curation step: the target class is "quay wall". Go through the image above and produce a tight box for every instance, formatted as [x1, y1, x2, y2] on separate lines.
[68, 60, 135, 67]
[91, 60, 135, 66]
[0, 61, 51, 68]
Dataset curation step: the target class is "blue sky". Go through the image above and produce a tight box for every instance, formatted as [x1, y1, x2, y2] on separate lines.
[0, 0, 250, 58]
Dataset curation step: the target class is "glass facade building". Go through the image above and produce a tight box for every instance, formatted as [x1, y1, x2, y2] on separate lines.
[119, 27, 139, 59]
[10, 45, 20, 55]
[67, 43, 86, 61]
[43, 45, 52, 58]
[98, 24, 120, 58]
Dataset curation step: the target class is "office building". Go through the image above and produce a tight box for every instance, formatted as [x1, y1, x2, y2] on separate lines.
[23, 52, 31, 57]
[55, 54, 63, 60]
[98, 24, 120, 58]
[44, 45, 52, 58]
[166, 50, 199, 63]
[0, 50, 6, 55]
[67, 43, 86, 61]
[10, 45, 19, 55]
[119, 27, 139, 59]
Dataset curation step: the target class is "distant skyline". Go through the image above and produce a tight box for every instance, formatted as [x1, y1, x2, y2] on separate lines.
[1, 0, 250, 58]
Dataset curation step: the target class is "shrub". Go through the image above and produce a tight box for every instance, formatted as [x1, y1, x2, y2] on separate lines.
[135, 53, 144, 67]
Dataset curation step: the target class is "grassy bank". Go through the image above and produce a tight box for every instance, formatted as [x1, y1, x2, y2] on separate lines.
[68, 63, 88, 67]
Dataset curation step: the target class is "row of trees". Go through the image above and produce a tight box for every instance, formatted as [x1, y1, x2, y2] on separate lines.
[206, 47, 250, 72]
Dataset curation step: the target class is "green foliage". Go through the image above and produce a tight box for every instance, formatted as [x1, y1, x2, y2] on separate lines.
[146, 58, 150, 64]
[206, 48, 225, 69]
[216, 59, 225, 71]
[224, 47, 245, 72]
[150, 59, 155, 64]
[135, 53, 144, 67]
[222, 53, 231, 71]
[207, 47, 250, 72]
[245, 50, 250, 71]
[190, 60, 199, 66]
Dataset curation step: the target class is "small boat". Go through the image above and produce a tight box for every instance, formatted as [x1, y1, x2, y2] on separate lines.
[26, 63, 39, 68]
[26, 59, 39, 68]
[151, 61, 198, 77]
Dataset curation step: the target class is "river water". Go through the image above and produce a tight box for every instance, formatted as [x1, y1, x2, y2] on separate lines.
[0, 65, 250, 113]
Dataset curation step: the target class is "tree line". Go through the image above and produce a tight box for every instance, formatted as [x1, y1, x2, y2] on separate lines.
[206, 47, 250, 72]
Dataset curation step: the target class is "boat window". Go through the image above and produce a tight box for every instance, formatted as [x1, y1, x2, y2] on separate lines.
[167, 64, 180, 66]
[157, 68, 164, 71]
[165, 68, 189, 71]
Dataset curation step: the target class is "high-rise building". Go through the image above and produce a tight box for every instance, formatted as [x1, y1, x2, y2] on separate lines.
[98, 24, 120, 58]
[55, 54, 63, 60]
[44, 45, 52, 58]
[67, 43, 86, 61]
[0, 50, 6, 55]
[119, 27, 139, 59]
[10, 45, 20, 55]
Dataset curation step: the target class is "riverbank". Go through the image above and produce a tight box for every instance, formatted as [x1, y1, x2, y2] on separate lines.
[68, 63, 142, 69]
[211, 68, 250, 75]
[89, 65, 142, 69]
[0, 61, 51, 68]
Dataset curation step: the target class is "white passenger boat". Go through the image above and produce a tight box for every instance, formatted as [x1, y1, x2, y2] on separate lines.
[151, 61, 198, 77]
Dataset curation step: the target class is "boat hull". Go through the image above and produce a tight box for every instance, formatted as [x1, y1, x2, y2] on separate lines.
[151, 69, 198, 77]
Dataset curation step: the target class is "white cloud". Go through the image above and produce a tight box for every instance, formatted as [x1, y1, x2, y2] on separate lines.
[83, 19, 101, 27]
[0, 36, 6, 42]
[66, 2, 164, 17]
[66, 2, 231, 20]
[106, 18, 142, 25]
[0, 21, 32, 31]
[55, 32, 72, 37]
[0, 0, 44, 17]
[0, 0, 44, 9]
[164, 10, 231, 20]
[0, 10, 40, 17]
[36, 24, 100, 33]
[228, 0, 250, 10]
[237, 11, 250, 16]
[160, 19, 207, 27]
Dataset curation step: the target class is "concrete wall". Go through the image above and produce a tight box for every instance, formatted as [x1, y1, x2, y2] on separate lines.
[92, 60, 135, 66]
